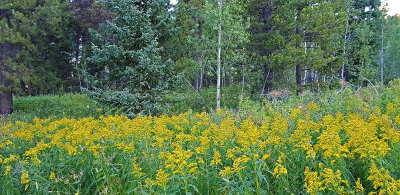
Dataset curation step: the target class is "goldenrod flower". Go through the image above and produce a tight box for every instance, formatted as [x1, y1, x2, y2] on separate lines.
[210, 149, 222, 166]
[219, 166, 233, 177]
[304, 166, 322, 194]
[50, 171, 55, 181]
[131, 157, 143, 177]
[155, 169, 169, 187]
[21, 169, 30, 185]
[356, 178, 364, 192]
[273, 163, 287, 178]
[4, 165, 11, 176]
[308, 101, 318, 112]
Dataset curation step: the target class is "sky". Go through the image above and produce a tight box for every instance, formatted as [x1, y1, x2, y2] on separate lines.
[384, 0, 400, 16]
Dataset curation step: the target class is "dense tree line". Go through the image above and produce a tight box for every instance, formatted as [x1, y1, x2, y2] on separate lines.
[1, 0, 399, 115]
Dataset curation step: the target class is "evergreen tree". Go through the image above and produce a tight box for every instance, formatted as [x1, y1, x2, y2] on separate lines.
[383, 15, 400, 82]
[68, 0, 112, 87]
[83, 0, 176, 117]
[253, 0, 348, 93]
[345, 0, 384, 84]
[0, 0, 73, 114]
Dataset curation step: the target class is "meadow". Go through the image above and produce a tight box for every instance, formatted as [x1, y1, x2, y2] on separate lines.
[1, 80, 400, 194]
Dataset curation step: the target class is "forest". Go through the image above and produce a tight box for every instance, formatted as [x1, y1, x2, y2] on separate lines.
[1, 0, 400, 194]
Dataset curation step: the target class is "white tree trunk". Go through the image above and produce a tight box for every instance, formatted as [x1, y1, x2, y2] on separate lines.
[240, 63, 245, 105]
[216, 0, 223, 110]
[341, 10, 349, 80]
[380, 28, 384, 84]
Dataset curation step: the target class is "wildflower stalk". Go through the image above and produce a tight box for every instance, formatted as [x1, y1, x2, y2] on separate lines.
[253, 157, 260, 195]
[183, 173, 188, 195]
[238, 171, 248, 193]
[148, 183, 152, 195]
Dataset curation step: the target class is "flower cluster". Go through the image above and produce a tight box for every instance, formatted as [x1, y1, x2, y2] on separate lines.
[1, 102, 400, 194]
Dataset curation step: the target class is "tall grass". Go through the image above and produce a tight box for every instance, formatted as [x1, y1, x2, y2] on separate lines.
[0, 94, 109, 126]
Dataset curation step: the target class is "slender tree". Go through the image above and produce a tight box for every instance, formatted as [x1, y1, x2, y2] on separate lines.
[216, 0, 222, 109]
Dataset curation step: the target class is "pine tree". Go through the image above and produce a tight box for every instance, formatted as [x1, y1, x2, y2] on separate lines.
[0, 0, 73, 114]
[383, 15, 400, 82]
[259, 0, 348, 93]
[83, 0, 175, 117]
[346, 0, 384, 84]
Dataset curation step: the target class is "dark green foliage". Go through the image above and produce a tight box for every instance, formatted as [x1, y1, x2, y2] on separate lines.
[344, 0, 385, 83]
[83, 0, 176, 117]
[68, 0, 113, 86]
[0, 0, 74, 95]
[382, 15, 400, 82]
[246, 0, 276, 92]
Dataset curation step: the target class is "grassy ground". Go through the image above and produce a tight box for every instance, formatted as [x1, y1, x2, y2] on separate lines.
[2, 79, 398, 126]
[0, 94, 109, 127]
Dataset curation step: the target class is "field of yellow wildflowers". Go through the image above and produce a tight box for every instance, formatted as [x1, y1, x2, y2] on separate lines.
[1, 97, 400, 194]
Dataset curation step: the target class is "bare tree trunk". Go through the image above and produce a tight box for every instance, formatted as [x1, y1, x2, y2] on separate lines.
[0, 92, 12, 115]
[296, 65, 302, 95]
[261, 71, 270, 95]
[0, 64, 12, 115]
[0, 42, 17, 115]
[341, 10, 349, 80]
[380, 28, 384, 84]
[222, 60, 225, 88]
[200, 66, 203, 91]
[194, 76, 199, 92]
[240, 63, 245, 105]
[0, 69, 12, 115]
[295, 16, 302, 95]
[304, 42, 307, 86]
[304, 66, 308, 86]
[216, 0, 223, 110]
[205, 65, 208, 87]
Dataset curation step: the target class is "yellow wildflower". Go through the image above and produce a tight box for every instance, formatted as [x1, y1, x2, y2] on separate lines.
[308, 101, 318, 112]
[290, 108, 302, 119]
[356, 178, 364, 192]
[3, 154, 17, 164]
[320, 168, 348, 192]
[4, 165, 11, 176]
[50, 171, 55, 181]
[273, 163, 287, 178]
[304, 166, 323, 194]
[131, 157, 143, 177]
[210, 148, 222, 166]
[219, 166, 233, 177]
[155, 169, 169, 187]
[261, 152, 270, 161]
[232, 154, 250, 173]
[386, 103, 395, 114]
[21, 169, 30, 185]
